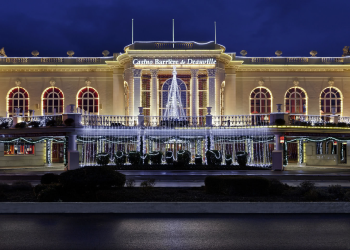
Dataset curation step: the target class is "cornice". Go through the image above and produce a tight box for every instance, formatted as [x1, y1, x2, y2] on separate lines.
[0, 65, 112, 72]
[105, 60, 124, 69]
[235, 65, 350, 72]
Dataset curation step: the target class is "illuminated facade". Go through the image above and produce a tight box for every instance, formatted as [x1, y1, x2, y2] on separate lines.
[0, 41, 350, 168]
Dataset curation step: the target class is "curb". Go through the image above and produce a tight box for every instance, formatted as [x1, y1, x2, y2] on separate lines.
[0, 202, 350, 213]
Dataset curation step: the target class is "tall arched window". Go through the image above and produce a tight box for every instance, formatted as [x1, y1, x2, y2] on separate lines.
[42, 87, 64, 114]
[250, 87, 272, 114]
[7, 87, 29, 117]
[77, 87, 99, 114]
[159, 78, 189, 116]
[285, 87, 307, 114]
[320, 87, 342, 115]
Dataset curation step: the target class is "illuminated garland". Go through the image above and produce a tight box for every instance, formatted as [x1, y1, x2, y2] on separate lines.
[208, 150, 221, 160]
[286, 137, 349, 143]
[0, 137, 65, 144]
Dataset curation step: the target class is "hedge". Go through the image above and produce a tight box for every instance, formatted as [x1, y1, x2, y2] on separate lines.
[205, 175, 270, 196]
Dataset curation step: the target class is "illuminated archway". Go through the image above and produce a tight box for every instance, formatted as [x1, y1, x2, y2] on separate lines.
[76, 86, 99, 114]
[7, 87, 29, 116]
[319, 86, 343, 115]
[41, 87, 64, 115]
[284, 87, 308, 114]
[249, 87, 273, 114]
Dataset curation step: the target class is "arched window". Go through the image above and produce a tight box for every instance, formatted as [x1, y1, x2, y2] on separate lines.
[320, 87, 342, 115]
[159, 78, 189, 116]
[77, 87, 99, 114]
[7, 87, 29, 117]
[42, 87, 64, 114]
[285, 87, 307, 114]
[250, 87, 272, 114]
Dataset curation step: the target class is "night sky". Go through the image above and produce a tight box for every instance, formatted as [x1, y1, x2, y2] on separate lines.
[1, 0, 349, 57]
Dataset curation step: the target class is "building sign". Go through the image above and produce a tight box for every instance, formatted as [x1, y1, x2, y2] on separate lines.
[132, 58, 216, 65]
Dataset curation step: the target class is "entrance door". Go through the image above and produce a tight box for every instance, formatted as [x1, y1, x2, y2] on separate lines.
[52, 143, 64, 163]
[287, 142, 298, 163]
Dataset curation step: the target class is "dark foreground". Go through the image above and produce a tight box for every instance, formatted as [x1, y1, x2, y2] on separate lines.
[0, 214, 349, 250]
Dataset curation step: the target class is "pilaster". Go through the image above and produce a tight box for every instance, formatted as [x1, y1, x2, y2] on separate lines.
[191, 69, 199, 117]
[112, 68, 125, 115]
[150, 69, 159, 116]
[224, 68, 236, 115]
[133, 68, 142, 117]
[207, 69, 216, 115]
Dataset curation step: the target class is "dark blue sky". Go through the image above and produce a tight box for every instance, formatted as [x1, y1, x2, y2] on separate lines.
[1, 0, 349, 57]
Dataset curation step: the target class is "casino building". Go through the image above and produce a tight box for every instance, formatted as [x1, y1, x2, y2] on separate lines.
[0, 42, 350, 169]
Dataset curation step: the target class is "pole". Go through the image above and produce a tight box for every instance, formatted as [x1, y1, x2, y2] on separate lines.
[132, 19, 134, 44]
[172, 19, 174, 48]
[214, 21, 216, 44]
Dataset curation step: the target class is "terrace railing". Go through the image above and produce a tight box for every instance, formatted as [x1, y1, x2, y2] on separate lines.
[289, 114, 331, 124]
[0, 117, 13, 127]
[212, 114, 270, 127]
[21, 115, 63, 126]
[144, 116, 206, 128]
[81, 115, 138, 127]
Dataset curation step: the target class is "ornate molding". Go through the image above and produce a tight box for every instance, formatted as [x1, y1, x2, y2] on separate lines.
[236, 65, 349, 72]
[133, 68, 142, 77]
[149, 69, 159, 78]
[328, 78, 335, 86]
[85, 78, 91, 86]
[190, 69, 199, 78]
[49, 79, 56, 86]
[207, 69, 216, 77]
[15, 79, 21, 86]
[0, 66, 112, 72]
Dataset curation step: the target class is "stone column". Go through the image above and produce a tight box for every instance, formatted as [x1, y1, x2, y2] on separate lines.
[133, 69, 142, 117]
[191, 69, 199, 117]
[207, 69, 216, 115]
[150, 69, 159, 116]
[215, 68, 225, 116]
[113, 68, 125, 115]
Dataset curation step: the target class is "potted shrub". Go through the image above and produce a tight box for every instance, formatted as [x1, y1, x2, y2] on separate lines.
[149, 151, 162, 165]
[337, 122, 347, 127]
[64, 118, 75, 126]
[28, 121, 40, 128]
[177, 150, 191, 165]
[195, 154, 202, 166]
[96, 153, 110, 166]
[46, 119, 57, 127]
[114, 151, 126, 166]
[236, 151, 248, 168]
[15, 122, 26, 129]
[206, 150, 222, 166]
[128, 151, 141, 165]
[326, 122, 336, 127]
[0, 122, 9, 129]
[165, 151, 174, 164]
[225, 154, 233, 166]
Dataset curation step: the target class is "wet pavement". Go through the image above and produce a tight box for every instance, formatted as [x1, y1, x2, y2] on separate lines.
[0, 214, 349, 250]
